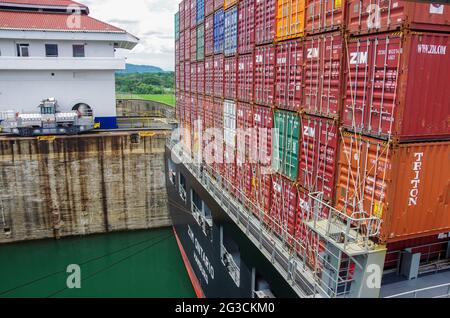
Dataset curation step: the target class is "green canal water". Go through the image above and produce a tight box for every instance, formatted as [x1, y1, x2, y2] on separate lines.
[0, 228, 196, 298]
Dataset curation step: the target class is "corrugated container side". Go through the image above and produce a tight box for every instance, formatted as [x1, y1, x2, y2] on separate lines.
[238, 0, 256, 55]
[271, 174, 298, 238]
[197, 61, 205, 94]
[275, 0, 306, 41]
[179, 62, 185, 91]
[179, 1, 186, 31]
[237, 53, 254, 102]
[214, 9, 225, 54]
[213, 54, 224, 97]
[224, 0, 238, 10]
[251, 105, 273, 216]
[236, 102, 254, 161]
[175, 12, 180, 40]
[272, 110, 300, 181]
[224, 5, 238, 56]
[255, 45, 275, 106]
[205, 0, 214, 16]
[224, 56, 238, 99]
[275, 39, 303, 112]
[224, 99, 237, 148]
[213, 98, 224, 178]
[191, 62, 198, 94]
[223, 146, 237, 195]
[190, 27, 197, 61]
[185, 28, 191, 60]
[303, 32, 343, 118]
[299, 115, 338, 202]
[175, 40, 180, 66]
[190, 0, 197, 28]
[305, 0, 345, 35]
[185, 61, 191, 92]
[196, 23, 205, 61]
[346, 0, 450, 35]
[205, 56, 214, 95]
[343, 32, 450, 141]
[185, 0, 192, 29]
[236, 102, 254, 204]
[336, 135, 450, 243]
[197, 0, 205, 24]
[214, 0, 224, 11]
[205, 14, 214, 56]
[255, 0, 276, 45]
[180, 31, 186, 61]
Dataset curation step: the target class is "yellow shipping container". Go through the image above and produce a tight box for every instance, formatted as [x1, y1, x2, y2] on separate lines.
[276, 0, 305, 41]
[224, 0, 238, 10]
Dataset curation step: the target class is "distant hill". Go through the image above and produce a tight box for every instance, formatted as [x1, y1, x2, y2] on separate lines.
[118, 64, 165, 74]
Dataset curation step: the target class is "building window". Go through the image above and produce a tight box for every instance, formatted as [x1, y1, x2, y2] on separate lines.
[73, 45, 85, 57]
[16, 44, 29, 57]
[45, 44, 58, 57]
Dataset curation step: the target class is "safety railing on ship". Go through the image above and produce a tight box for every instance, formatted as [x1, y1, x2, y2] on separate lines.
[221, 244, 241, 288]
[385, 283, 450, 299]
[167, 139, 362, 298]
[192, 204, 213, 239]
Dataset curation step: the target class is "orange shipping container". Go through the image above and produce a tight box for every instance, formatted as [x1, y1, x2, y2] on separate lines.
[276, 0, 306, 41]
[335, 134, 450, 244]
[224, 0, 238, 10]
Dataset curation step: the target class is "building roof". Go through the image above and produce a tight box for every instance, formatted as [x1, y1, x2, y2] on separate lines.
[0, 0, 87, 9]
[0, 10, 125, 33]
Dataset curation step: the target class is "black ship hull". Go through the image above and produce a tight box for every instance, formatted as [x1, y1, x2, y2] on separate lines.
[165, 146, 297, 298]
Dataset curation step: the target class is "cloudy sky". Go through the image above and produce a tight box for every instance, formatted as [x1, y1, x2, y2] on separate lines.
[81, 0, 179, 71]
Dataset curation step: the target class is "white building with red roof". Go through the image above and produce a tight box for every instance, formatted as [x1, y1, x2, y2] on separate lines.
[0, 0, 139, 129]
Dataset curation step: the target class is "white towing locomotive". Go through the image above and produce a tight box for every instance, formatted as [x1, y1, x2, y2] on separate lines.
[0, 98, 95, 137]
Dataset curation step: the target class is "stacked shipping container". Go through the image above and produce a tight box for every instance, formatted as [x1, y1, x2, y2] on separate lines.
[175, 0, 450, 270]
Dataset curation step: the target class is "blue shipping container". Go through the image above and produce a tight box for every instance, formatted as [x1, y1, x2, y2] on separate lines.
[213, 9, 224, 55]
[224, 6, 238, 57]
[196, 0, 205, 25]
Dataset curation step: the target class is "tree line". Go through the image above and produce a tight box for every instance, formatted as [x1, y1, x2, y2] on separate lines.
[116, 72, 174, 95]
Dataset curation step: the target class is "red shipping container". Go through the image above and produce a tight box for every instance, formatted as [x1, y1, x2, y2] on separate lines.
[175, 40, 180, 66]
[346, 0, 450, 35]
[191, 62, 198, 94]
[343, 32, 450, 141]
[305, 0, 345, 35]
[205, 14, 214, 56]
[190, 0, 197, 28]
[224, 56, 238, 100]
[214, 0, 223, 11]
[180, 31, 186, 62]
[197, 61, 205, 94]
[184, 29, 191, 61]
[275, 39, 303, 111]
[184, 61, 191, 92]
[271, 174, 298, 238]
[236, 162, 253, 205]
[236, 102, 254, 161]
[205, 56, 214, 95]
[185, 93, 192, 125]
[212, 98, 224, 178]
[190, 28, 197, 61]
[213, 54, 224, 97]
[223, 146, 237, 195]
[255, 0, 276, 45]
[205, 0, 214, 16]
[184, 0, 191, 31]
[255, 45, 275, 106]
[176, 92, 183, 122]
[237, 54, 254, 102]
[238, 0, 256, 55]
[303, 32, 343, 118]
[190, 94, 197, 125]
[299, 115, 338, 202]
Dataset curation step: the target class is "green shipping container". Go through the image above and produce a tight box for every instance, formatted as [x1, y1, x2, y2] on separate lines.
[272, 110, 300, 181]
[196, 24, 205, 61]
[175, 12, 180, 40]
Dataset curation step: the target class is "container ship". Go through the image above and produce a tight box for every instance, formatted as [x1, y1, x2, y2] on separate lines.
[167, 0, 450, 298]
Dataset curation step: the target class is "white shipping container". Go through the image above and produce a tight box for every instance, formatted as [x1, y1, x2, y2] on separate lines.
[223, 99, 236, 147]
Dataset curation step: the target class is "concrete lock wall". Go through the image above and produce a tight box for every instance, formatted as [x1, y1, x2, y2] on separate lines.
[0, 132, 171, 243]
[116, 99, 176, 119]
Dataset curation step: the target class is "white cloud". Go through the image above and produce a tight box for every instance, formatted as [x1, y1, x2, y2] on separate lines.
[82, 0, 179, 71]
